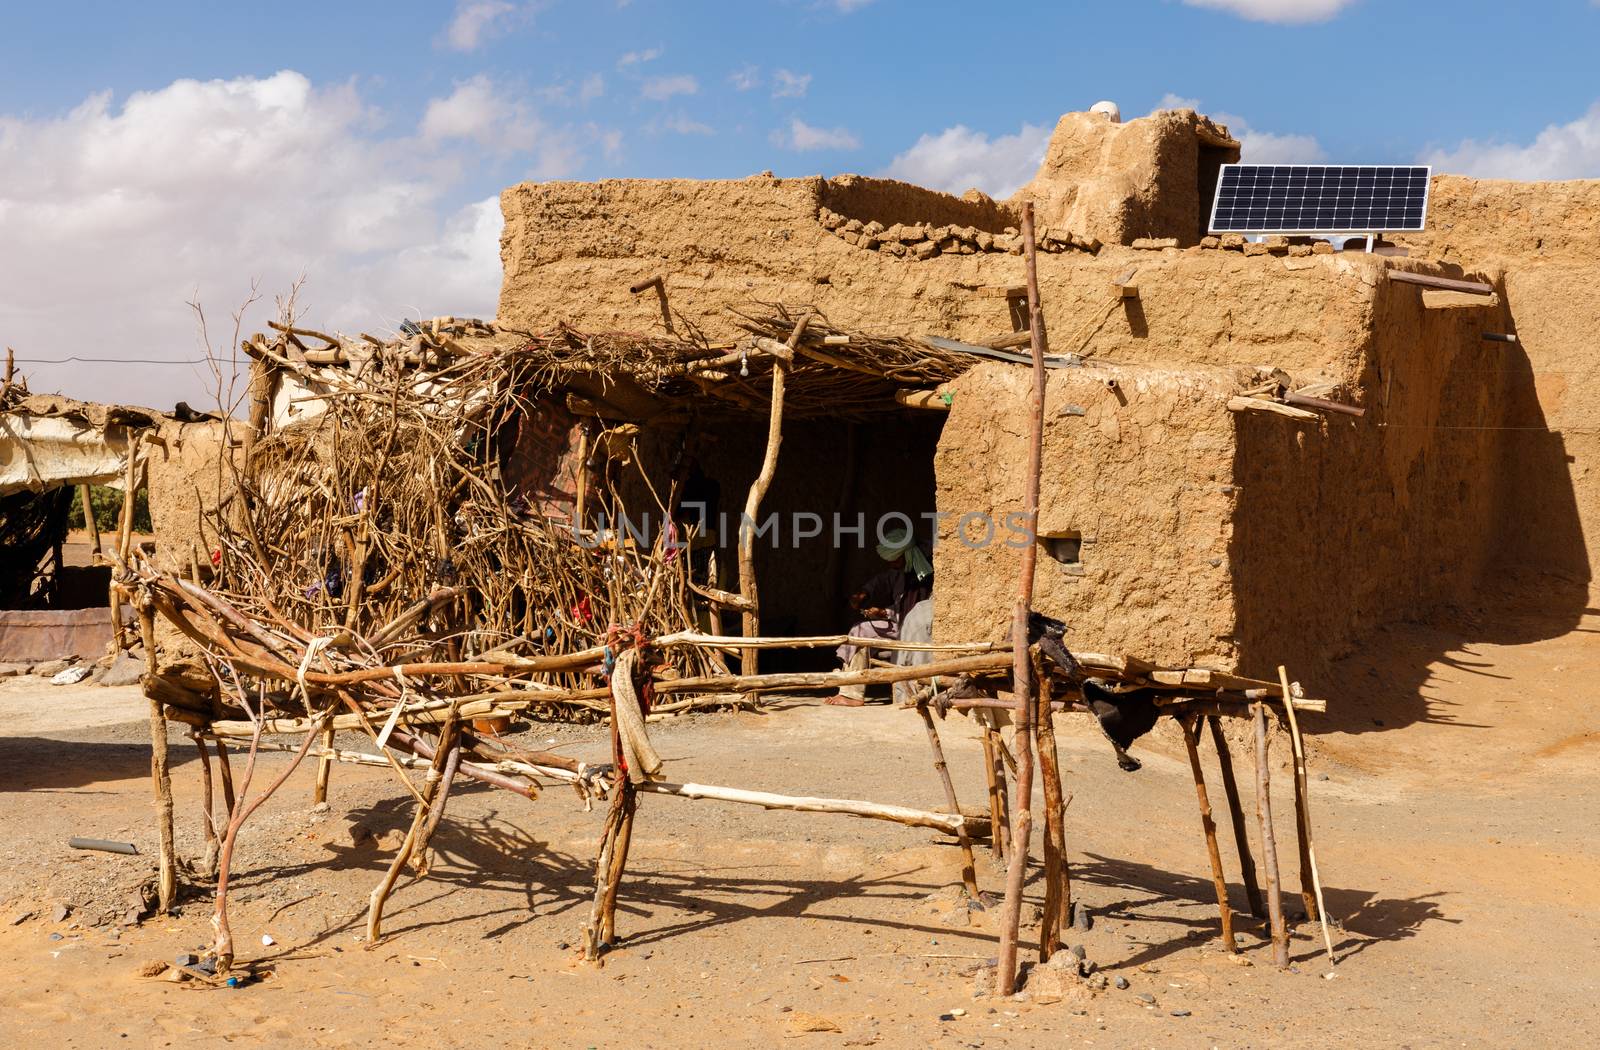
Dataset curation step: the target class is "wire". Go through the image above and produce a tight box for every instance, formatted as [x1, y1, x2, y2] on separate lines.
[10, 355, 216, 365]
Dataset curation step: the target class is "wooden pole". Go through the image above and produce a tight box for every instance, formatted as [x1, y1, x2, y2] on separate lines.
[1278, 665, 1336, 965]
[1253, 702, 1290, 968]
[1035, 651, 1070, 963]
[981, 728, 1009, 865]
[192, 732, 221, 877]
[917, 705, 979, 898]
[997, 200, 1050, 996]
[313, 726, 334, 806]
[1181, 714, 1236, 952]
[137, 602, 177, 913]
[737, 313, 811, 674]
[79, 484, 101, 559]
[599, 784, 637, 946]
[1208, 716, 1263, 918]
[366, 719, 457, 943]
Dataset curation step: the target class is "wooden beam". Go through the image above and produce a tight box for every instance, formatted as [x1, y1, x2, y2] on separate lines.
[1421, 289, 1501, 310]
[1386, 270, 1495, 295]
[1227, 396, 1318, 421]
[896, 386, 953, 411]
[1282, 391, 1366, 418]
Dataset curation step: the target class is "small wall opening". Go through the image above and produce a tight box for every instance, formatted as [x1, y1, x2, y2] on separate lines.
[1039, 529, 1085, 575]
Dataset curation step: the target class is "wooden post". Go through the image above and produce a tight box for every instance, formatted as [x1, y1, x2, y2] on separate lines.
[243, 357, 275, 454]
[313, 726, 335, 806]
[737, 313, 811, 674]
[1181, 714, 1236, 952]
[137, 601, 177, 913]
[997, 201, 1051, 996]
[1253, 702, 1289, 968]
[599, 784, 637, 945]
[1208, 716, 1264, 918]
[629, 274, 675, 334]
[1035, 652, 1069, 963]
[981, 728, 1009, 866]
[1278, 665, 1336, 965]
[366, 719, 456, 943]
[918, 705, 979, 898]
[192, 733, 221, 877]
[79, 484, 101, 560]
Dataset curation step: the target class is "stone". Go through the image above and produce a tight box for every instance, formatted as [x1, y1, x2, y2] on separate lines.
[785, 1011, 842, 1035]
[862, 220, 885, 237]
[0, 663, 30, 678]
[1171, 1010, 1192, 1018]
[1070, 943, 1086, 960]
[899, 225, 927, 243]
[913, 241, 939, 261]
[1312, 240, 1335, 254]
[1135, 992, 1156, 1005]
[1243, 242, 1270, 256]
[1220, 233, 1247, 250]
[97, 653, 146, 688]
[1023, 964, 1091, 1007]
[32, 658, 74, 677]
[976, 232, 994, 251]
[1200, 235, 1221, 249]
[9, 909, 34, 925]
[50, 903, 70, 923]
[842, 218, 863, 234]
[1289, 244, 1313, 257]
[971, 963, 996, 998]
[1071, 903, 1093, 931]
[1114, 976, 1129, 990]
[1131, 237, 1180, 250]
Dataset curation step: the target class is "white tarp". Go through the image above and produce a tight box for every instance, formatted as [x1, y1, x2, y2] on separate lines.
[0, 412, 135, 496]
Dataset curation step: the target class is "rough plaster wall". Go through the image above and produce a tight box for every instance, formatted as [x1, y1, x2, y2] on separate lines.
[1398, 175, 1600, 598]
[1010, 110, 1222, 248]
[933, 364, 1239, 666]
[499, 169, 1380, 377]
[144, 419, 235, 669]
[1228, 280, 1511, 679]
[1400, 175, 1600, 269]
[1494, 268, 1599, 598]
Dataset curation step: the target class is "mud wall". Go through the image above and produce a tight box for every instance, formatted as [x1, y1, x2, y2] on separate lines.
[1399, 175, 1600, 599]
[934, 364, 1241, 667]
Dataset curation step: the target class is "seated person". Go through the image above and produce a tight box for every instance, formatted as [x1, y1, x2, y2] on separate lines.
[826, 528, 933, 707]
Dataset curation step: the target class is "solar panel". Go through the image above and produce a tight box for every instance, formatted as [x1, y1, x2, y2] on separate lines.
[1208, 164, 1431, 235]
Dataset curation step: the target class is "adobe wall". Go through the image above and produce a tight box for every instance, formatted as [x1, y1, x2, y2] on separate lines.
[1399, 175, 1600, 598]
[496, 109, 1238, 348]
[934, 252, 1515, 678]
[933, 363, 1241, 667]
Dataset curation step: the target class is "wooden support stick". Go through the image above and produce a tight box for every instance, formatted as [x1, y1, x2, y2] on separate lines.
[1253, 702, 1289, 969]
[1278, 665, 1335, 965]
[137, 603, 177, 914]
[982, 728, 1008, 865]
[313, 726, 334, 806]
[79, 483, 101, 559]
[628, 274, 675, 334]
[585, 786, 628, 961]
[998, 200, 1050, 996]
[367, 719, 457, 943]
[1181, 714, 1236, 952]
[918, 704, 979, 898]
[192, 732, 221, 877]
[1385, 269, 1495, 295]
[737, 313, 811, 673]
[1035, 651, 1069, 963]
[599, 784, 637, 946]
[1208, 716, 1263, 918]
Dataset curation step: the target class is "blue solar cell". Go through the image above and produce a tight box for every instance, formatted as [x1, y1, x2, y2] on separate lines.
[1209, 164, 1430, 234]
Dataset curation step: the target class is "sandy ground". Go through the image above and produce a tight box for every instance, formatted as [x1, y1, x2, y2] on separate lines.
[2, 593, 1598, 1049]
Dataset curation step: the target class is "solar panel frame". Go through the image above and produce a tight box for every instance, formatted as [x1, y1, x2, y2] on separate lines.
[1207, 163, 1431, 236]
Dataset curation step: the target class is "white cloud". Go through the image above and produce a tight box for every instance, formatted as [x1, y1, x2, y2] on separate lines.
[641, 74, 698, 101]
[661, 113, 713, 136]
[617, 47, 661, 68]
[1180, 0, 1359, 23]
[833, 0, 876, 10]
[443, 0, 518, 51]
[0, 71, 604, 408]
[1153, 94, 1325, 163]
[579, 74, 606, 103]
[882, 123, 1051, 198]
[1422, 102, 1600, 180]
[771, 118, 860, 152]
[771, 69, 812, 99]
[729, 64, 760, 91]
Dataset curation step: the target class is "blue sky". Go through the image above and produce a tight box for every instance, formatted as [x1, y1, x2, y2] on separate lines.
[4, 0, 1599, 407]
